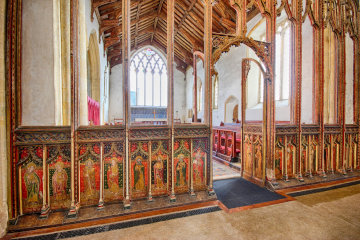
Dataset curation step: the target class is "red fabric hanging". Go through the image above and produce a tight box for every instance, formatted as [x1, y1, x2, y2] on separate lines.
[88, 96, 100, 125]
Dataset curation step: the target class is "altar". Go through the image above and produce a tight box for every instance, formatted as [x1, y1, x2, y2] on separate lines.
[134, 118, 167, 125]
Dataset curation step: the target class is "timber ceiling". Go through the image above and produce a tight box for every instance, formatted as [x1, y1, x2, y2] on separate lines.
[92, 0, 258, 71]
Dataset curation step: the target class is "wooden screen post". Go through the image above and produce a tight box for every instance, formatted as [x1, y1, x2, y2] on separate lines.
[167, 0, 176, 202]
[203, 0, 215, 195]
[68, 0, 79, 219]
[294, 0, 305, 181]
[122, 0, 131, 209]
[264, 0, 276, 185]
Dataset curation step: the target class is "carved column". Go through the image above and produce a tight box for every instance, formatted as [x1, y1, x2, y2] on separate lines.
[229, 0, 247, 37]
[203, 0, 215, 194]
[241, 60, 250, 178]
[318, 0, 325, 177]
[40, 145, 50, 218]
[167, 0, 176, 202]
[98, 143, 104, 209]
[294, 0, 305, 181]
[122, 0, 131, 209]
[68, 0, 79, 218]
[264, 0, 276, 184]
[339, 9, 347, 174]
[148, 141, 153, 201]
[6, 0, 22, 221]
[0, 0, 9, 231]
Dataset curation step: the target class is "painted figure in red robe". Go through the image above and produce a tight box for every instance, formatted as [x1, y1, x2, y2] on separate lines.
[193, 150, 204, 185]
[52, 161, 68, 201]
[84, 159, 96, 197]
[107, 158, 120, 194]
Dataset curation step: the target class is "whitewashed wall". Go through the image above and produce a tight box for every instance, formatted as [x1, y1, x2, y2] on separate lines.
[22, 0, 55, 125]
[174, 67, 187, 122]
[85, 0, 109, 124]
[185, 13, 295, 127]
[345, 34, 354, 124]
[21, 0, 109, 126]
[185, 61, 205, 122]
[301, 17, 314, 124]
[186, 45, 245, 126]
[108, 64, 123, 121]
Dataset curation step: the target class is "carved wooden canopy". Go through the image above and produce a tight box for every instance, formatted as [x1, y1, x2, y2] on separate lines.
[92, 0, 259, 71]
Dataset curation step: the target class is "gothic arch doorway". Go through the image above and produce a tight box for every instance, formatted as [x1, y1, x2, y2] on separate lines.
[224, 96, 239, 123]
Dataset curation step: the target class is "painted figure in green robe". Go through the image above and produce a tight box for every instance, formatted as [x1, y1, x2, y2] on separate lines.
[24, 162, 41, 205]
[176, 154, 187, 187]
[134, 157, 145, 191]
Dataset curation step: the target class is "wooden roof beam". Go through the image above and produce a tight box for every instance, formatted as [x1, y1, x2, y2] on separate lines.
[134, 0, 144, 49]
[92, 0, 117, 9]
[150, 0, 165, 43]
[157, 11, 203, 51]
[102, 10, 158, 36]
[174, 0, 197, 35]
[106, 25, 193, 63]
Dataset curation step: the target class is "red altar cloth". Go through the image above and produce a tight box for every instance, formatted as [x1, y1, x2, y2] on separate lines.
[88, 96, 100, 125]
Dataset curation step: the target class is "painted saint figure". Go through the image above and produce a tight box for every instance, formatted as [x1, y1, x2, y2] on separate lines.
[84, 159, 96, 197]
[107, 158, 120, 194]
[245, 144, 252, 172]
[52, 161, 68, 201]
[255, 145, 262, 178]
[134, 157, 145, 191]
[193, 151, 204, 185]
[153, 155, 164, 189]
[24, 162, 41, 205]
[176, 154, 187, 187]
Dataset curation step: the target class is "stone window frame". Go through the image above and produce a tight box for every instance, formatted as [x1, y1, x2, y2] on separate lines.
[130, 47, 167, 107]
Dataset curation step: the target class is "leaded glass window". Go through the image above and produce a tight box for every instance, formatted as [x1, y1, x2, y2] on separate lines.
[130, 48, 167, 107]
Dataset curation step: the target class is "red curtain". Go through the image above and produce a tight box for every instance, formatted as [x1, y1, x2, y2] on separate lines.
[88, 96, 100, 125]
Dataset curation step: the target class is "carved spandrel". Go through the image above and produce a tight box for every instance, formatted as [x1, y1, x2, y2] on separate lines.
[77, 129, 125, 142]
[15, 131, 71, 145]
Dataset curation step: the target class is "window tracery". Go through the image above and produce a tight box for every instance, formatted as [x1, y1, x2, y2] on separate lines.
[130, 48, 167, 107]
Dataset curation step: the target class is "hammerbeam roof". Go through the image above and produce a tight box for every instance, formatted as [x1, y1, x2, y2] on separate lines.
[92, 0, 258, 71]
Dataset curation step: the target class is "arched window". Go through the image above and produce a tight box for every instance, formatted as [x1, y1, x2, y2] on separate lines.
[130, 47, 167, 107]
[213, 75, 219, 109]
[275, 20, 291, 101]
